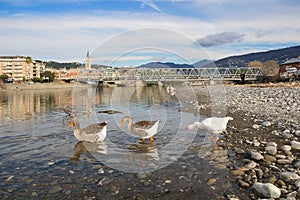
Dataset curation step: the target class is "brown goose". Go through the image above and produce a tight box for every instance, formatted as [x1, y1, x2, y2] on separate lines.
[120, 116, 159, 143]
[68, 117, 107, 143]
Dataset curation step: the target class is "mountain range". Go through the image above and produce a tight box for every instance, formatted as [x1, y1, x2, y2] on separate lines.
[137, 45, 300, 68]
[45, 45, 300, 69]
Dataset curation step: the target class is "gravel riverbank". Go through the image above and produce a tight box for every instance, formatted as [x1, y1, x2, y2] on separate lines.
[191, 82, 300, 199]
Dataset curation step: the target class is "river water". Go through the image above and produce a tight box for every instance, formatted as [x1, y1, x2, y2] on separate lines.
[0, 84, 247, 199]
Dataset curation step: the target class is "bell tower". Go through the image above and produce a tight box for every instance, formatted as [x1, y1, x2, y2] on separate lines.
[85, 51, 91, 70]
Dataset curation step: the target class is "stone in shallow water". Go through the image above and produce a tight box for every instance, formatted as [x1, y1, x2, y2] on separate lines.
[231, 169, 245, 176]
[207, 178, 216, 185]
[48, 186, 63, 194]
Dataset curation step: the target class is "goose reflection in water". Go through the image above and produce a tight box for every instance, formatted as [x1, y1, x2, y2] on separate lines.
[123, 143, 159, 163]
[70, 141, 107, 162]
[188, 141, 229, 164]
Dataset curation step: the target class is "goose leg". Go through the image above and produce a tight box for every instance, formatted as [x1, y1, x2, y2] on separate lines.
[209, 132, 213, 141]
[149, 136, 153, 143]
[215, 133, 219, 144]
[141, 138, 145, 144]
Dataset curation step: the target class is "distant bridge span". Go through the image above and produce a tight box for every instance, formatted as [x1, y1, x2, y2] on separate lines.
[77, 67, 264, 82]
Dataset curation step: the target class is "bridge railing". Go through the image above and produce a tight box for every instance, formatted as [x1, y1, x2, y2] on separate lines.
[76, 67, 264, 81]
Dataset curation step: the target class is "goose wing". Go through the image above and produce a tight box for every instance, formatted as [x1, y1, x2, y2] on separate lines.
[134, 120, 158, 130]
[80, 122, 107, 135]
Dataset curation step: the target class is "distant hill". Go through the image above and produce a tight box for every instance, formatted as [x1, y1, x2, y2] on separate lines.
[215, 45, 300, 67]
[137, 45, 300, 69]
[44, 45, 300, 69]
[44, 61, 109, 70]
[138, 62, 192, 68]
[45, 61, 83, 69]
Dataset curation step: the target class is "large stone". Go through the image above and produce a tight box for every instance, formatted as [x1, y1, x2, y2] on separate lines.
[280, 172, 300, 182]
[291, 141, 300, 150]
[252, 182, 281, 198]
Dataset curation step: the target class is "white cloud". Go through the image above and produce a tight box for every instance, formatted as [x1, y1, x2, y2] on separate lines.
[0, 1, 300, 64]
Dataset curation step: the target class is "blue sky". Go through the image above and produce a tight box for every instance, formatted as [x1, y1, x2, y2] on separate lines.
[0, 0, 300, 67]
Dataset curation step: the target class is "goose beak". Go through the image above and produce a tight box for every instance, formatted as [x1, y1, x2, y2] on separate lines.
[67, 121, 73, 127]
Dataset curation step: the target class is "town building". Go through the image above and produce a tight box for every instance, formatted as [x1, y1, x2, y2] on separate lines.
[0, 56, 45, 82]
[85, 51, 91, 70]
[279, 57, 300, 80]
[279, 57, 300, 73]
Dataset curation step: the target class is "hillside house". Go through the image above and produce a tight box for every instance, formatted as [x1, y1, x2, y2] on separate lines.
[280, 58, 300, 72]
[279, 58, 300, 79]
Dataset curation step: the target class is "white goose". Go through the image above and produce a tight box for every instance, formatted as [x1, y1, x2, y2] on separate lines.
[68, 117, 107, 143]
[120, 116, 159, 143]
[186, 117, 233, 144]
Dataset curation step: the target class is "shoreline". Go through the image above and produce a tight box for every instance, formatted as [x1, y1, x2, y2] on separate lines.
[1, 82, 91, 91]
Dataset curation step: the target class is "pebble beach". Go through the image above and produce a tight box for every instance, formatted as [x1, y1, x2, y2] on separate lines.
[192, 82, 300, 199]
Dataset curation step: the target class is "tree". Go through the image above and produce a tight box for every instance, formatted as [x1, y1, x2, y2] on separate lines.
[41, 71, 55, 82]
[247, 60, 263, 68]
[0, 74, 9, 82]
[263, 60, 279, 76]
[26, 56, 32, 64]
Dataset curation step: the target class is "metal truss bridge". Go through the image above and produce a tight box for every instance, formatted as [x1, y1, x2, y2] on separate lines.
[77, 67, 264, 82]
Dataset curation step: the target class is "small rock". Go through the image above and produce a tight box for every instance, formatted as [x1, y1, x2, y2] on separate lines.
[255, 169, 263, 179]
[295, 180, 300, 188]
[165, 180, 172, 184]
[253, 124, 260, 129]
[277, 159, 292, 165]
[284, 133, 294, 139]
[207, 178, 217, 185]
[252, 182, 281, 198]
[264, 154, 277, 163]
[244, 161, 257, 170]
[280, 172, 300, 182]
[262, 121, 272, 127]
[231, 169, 245, 176]
[265, 146, 277, 155]
[249, 151, 264, 161]
[276, 179, 286, 187]
[281, 145, 292, 151]
[48, 186, 63, 194]
[294, 160, 300, 168]
[275, 154, 286, 159]
[238, 180, 250, 188]
[267, 142, 277, 147]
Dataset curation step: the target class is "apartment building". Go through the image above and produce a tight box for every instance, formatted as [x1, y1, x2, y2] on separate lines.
[0, 56, 45, 82]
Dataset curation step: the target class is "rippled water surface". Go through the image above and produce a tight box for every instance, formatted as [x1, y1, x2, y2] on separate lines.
[0, 85, 244, 199]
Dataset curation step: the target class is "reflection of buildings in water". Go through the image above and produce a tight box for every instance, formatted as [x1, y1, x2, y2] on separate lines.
[123, 143, 159, 162]
[0, 89, 73, 121]
[70, 141, 107, 162]
[105, 85, 172, 106]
